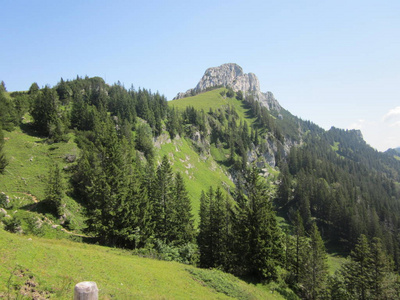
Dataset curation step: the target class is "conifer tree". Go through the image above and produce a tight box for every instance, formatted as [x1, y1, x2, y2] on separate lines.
[74, 114, 133, 246]
[340, 234, 373, 300]
[153, 155, 174, 241]
[198, 189, 212, 268]
[0, 124, 8, 174]
[31, 86, 67, 141]
[45, 163, 64, 216]
[234, 166, 283, 280]
[170, 172, 195, 245]
[0, 90, 17, 131]
[302, 222, 329, 300]
[210, 187, 229, 269]
[370, 237, 392, 299]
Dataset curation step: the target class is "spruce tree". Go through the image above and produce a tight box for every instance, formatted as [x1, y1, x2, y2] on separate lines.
[0, 90, 17, 131]
[340, 234, 373, 300]
[210, 187, 229, 269]
[234, 166, 283, 280]
[45, 163, 64, 216]
[303, 222, 329, 300]
[153, 155, 174, 241]
[0, 124, 8, 174]
[170, 172, 195, 245]
[370, 237, 392, 299]
[198, 188, 213, 268]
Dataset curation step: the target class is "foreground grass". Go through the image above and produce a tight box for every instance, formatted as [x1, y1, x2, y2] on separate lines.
[0, 229, 282, 299]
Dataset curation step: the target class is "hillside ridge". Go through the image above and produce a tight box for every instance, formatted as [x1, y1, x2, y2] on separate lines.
[174, 63, 281, 111]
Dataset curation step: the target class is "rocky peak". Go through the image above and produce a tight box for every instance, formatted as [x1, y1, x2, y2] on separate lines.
[174, 63, 281, 111]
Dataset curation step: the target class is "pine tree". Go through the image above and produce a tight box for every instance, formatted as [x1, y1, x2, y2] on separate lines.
[198, 189, 212, 268]
[45, 163, 64, 216]
[170, 172, 195, 245]
[370, 237, 392, 299]
[74, 115, 133, 247]
[31, 86, 67, 141]
[210, 187, 229, 269]
[234, 166, 283, 280]
[294, 210, 306, 284]
[0, 123, 8, 174]
[341, 234, 373, 300]
[153, 155, 174, 241]
[302, 222, 329, 300]
[0, 90, 17, 131]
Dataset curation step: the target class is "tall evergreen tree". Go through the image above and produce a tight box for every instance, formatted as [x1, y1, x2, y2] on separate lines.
[198, 189, 212, 268]
[340, 234, 373, 300]
[31, 86, 67, 141]
[44, 163, 64, 216]
[0, 123, 8, 173]
[153, 155, 174, 241]
[0, 90, 17, 131]
[234, 166, 283, 280]
[302, 222, 329, 300]
[170, 172, 195, 245]
[74, 114, 133, 246]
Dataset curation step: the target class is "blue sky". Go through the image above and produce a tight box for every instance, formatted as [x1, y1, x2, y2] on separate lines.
[1, 0, 399, 151]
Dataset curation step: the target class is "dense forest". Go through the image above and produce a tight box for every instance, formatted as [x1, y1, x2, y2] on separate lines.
[1, 76, 400, 299]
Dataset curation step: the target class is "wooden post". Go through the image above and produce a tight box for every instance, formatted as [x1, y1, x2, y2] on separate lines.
[74, 281, 98, 300]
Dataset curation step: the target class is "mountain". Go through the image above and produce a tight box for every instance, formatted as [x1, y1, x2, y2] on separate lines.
[174, 63, 281, 111]
[1, 66, 400, 299]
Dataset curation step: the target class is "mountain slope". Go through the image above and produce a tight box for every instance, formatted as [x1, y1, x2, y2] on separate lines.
[0, 229, 282, 299]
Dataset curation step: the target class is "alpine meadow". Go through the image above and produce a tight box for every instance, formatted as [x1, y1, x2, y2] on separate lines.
[1, 63, 400, 299]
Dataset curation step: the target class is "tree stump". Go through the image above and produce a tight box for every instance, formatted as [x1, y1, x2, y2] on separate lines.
[74, 281, 98, 300]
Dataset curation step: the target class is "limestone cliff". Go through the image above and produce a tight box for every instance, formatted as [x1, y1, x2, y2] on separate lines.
[174, 63, 281, 111]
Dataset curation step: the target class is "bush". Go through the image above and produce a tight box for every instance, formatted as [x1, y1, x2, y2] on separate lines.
[0, 192, 10, 208]
[3, 216, 22, 233]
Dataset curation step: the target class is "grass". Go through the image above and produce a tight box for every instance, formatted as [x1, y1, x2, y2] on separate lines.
[169, 88, 258, 129]
[0, 121, 78, 200]
[330, 142, 340, 152]
[0, 228, 282, 299]
[169, 88, 230, 111]
[327, 254, 346, 275]
[157, 136, 234, 223]
[0, 119, 85, 233]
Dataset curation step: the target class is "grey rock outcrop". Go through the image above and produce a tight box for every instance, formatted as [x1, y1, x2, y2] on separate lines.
[174, 63, 281, 111]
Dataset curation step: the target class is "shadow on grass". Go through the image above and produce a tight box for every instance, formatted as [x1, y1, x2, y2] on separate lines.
[20, 199, 57, 215]
[19, 122, 47, 141]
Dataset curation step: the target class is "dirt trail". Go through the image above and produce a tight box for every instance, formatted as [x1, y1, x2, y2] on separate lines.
[22, 192, 38, 203]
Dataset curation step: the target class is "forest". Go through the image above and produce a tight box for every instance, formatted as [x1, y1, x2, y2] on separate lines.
[1, 76, 400, 299]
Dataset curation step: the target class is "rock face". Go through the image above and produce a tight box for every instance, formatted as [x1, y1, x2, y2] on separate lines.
[174, 63, 281, 111]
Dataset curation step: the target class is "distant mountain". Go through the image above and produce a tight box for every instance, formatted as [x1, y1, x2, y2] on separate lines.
[174, 63, 281, 110]
[385, 147, 400, 156]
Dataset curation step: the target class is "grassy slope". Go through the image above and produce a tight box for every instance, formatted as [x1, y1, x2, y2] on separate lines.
[169, 88, 257, 129]
[0, 229, 282, 299]
[165, 88, 258, 219]
[157, 137, 234, 223]
[0, 119, 85, 232]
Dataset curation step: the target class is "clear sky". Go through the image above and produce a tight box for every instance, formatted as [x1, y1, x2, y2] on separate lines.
[1, 0, 399, 151]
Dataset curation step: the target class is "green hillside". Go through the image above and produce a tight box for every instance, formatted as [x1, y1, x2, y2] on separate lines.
[170, 88, 258, 128]
[2, 76, 400, 299]
[0, 229, 282, 299]
[157, 136, 234, 222]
